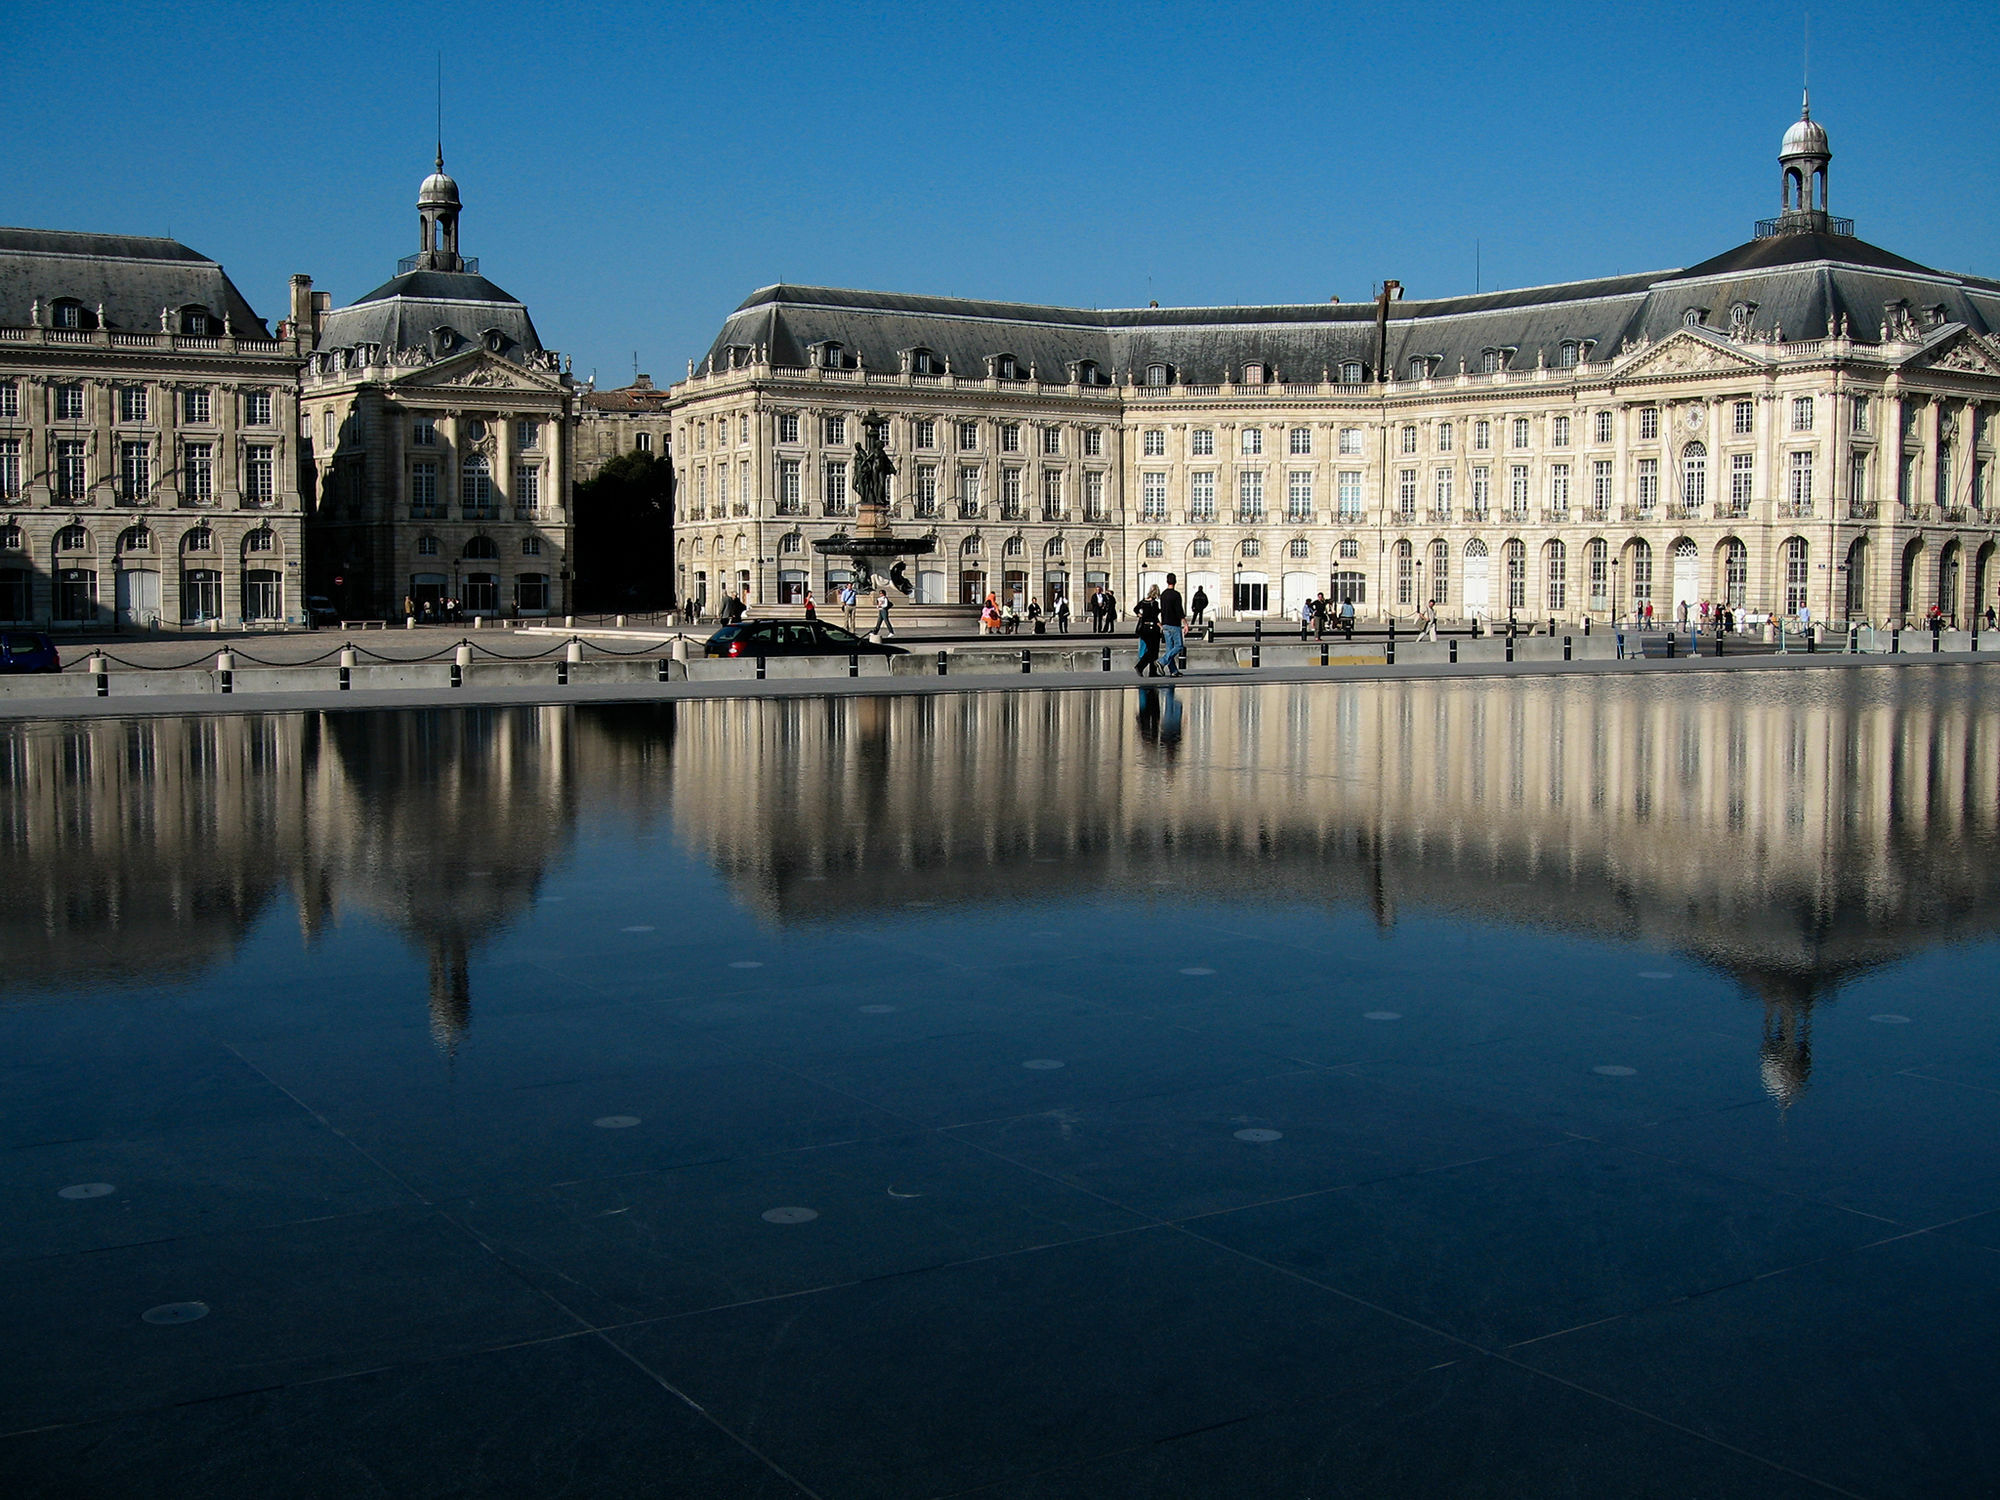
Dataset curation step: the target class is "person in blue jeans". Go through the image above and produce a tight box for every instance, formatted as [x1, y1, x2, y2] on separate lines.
[1158, 573, 1187, 677]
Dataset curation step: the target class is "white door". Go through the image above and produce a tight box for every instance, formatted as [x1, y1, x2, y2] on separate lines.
[916, 570, 944, 604]
[1282, 572, 1315, 618]
[1463, 548, 1490, 617]
[1672, 541, 1700, 619]
[1138, 570, 1166, 599]
[115, 569, 160, 628]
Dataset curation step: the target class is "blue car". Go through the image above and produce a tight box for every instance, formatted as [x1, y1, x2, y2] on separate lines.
[0, 631, 60, 674]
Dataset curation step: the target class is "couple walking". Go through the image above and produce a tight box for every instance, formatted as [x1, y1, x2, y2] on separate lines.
[1135, 573, 1188, 677]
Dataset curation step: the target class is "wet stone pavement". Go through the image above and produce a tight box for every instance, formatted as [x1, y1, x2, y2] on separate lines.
[1, 667, 1997, 1498]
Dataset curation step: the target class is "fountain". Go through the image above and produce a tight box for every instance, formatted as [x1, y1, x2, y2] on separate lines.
[812, 410, 938, 601]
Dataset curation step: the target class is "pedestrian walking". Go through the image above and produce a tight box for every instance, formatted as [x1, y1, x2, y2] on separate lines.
[1159, 573, 1187, 677]
[1054, 592, 1071, 634]
[1340, 597, 1356, 638]
[1190, 585, 1209, 627]
[839, 584, 857, 631]
[874, 588, 894, 636]
[1420, 598, 1439, 642]
[1134, 586, 1164, 676]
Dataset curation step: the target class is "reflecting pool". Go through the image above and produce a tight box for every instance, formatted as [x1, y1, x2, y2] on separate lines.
[3, 666, 1997, 1498]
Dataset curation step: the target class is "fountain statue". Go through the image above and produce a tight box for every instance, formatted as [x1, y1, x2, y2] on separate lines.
[813, 410, 937, 595]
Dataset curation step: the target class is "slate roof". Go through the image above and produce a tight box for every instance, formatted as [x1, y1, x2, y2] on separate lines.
[316, 268, 544, 361]
[697, 229, 2000, 385]
[0, 226, 271, 336]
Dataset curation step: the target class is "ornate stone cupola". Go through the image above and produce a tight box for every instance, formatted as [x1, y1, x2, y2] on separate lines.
[1770, 94, 1839, 235]
[415, 151, 464, 271]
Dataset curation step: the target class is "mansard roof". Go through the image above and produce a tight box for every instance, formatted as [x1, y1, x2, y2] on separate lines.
[697, 232, 2000, 385]
[317, 268, 544, 361]
[0, 226, 271, 335]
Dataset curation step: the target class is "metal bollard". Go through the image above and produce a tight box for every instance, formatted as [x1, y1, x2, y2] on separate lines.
[1385, 635, 1395, 666]
[657, 657, 670, 682]
[755, 653, 766, 680]
[1019, 648, 1030, 674]
[1931, 628, 1941, 653]
[1715, 630, 1725, 657]
[1449, 638, 1458, 664]
[1254, 618, 1262, 644]
[1101, 646, 1111, 672]
[936, 650, 948, 677]
[1505, 634, 1515, 663]
[88, 653, 108, 697]
[1892, 628, 1901, 654]
[216, 649, 234, 694]
[339, 645, 356, 690]
[1251, 640, 1261, 668]
[1563, 635, 1572, 661]
[1665, 633, 1676, 659]
[1807, 627, 1817, 654]
[1320, 643, 1329, 667]
[849, 653, 859, 678]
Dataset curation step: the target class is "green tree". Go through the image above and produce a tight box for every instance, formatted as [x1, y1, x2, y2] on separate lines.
[572, 451, 674, 612]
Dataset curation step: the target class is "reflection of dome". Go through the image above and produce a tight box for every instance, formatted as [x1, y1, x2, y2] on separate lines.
[1781, 113, 1828, 158]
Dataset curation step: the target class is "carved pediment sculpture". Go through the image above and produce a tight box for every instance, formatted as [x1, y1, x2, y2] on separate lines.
[1622, 331, 1763, 379]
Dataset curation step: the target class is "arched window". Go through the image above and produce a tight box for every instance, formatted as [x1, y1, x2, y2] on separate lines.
[1340, 361, 1364, 384]
[0, 524, 22, 551]
[1629, 538, 1654, 609]
[1145, 363, 1169, 387]
[244, 527, 275, 554]
[179, 305, 214, 336]
[961, 535, 982, 556]
[1785, 537, 1810, 615]
[1587, 538, 1608, 611]
[1085, 537, 1105, 558]
[181, 526, 214, 553]
[1430, 539, 1449, 604]
[462, 453, 492, 512]
[1003, 536, 1024, 558]
[1144, 538, 1165, 558]
[779, 532, 803, 554]
[1481, 350, 1502, 374]
[1682, 442, 1707, 508]
[1559, 341, 1578, 367]
[417, 534, 440, 557]
[1045, 537, 1064, 556]
[1504, 539, 1526, 610]
[1394, 539, 1414, 605]
[119, 526, 152, 552]
[521, 536, 542, 556]
[50, 299, 91, 330]
[1241, 538, 1261, 558]
[1723, 538, 1748, 607]
[1545, 539, 1567, 611]
[56, 524, 89, 552]
[462, 534, 498, 561]
[1289, 538, 1311, 559]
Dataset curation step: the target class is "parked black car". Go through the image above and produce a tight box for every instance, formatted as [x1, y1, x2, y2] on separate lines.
[304, 595, 340, 627]
[703, 620, 907, 658]
[0, 631, 61, 674]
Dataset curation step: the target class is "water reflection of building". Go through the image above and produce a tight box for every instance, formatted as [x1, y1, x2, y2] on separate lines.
[660, 674, 2000, 1103]
[0, 706, 673, 1046]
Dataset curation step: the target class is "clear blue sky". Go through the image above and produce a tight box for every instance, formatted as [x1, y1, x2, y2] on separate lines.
[3, 0, 1994, 385]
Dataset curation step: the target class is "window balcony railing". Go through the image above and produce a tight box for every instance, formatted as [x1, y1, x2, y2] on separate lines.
[775, 500, 807, 517]
[178, 494, 216, 509]
[1622, 505, 1657, 522]
[956, 502, 981, 520]
[1541, 508, 1569, 525]
[240, 495, 277, 510]
[1000, 502, 1025, 521]
[1237, 508, 1266, 524]
[1583, 504, 1610, 522]
[1040, 506, 1065, 522]
[1285, 506, 1315, 523]
[463, 505, 499, 521]
[1139, 503, 1168, 522]
[1717, 500, 1750, 518]
[116, 490, 156, 507]
[1903, 504, 1933, 522]
[1666, 502, 1702, 520]
[1466, 505, 1490, 522]
[1777, 500, 1815, 519]
[822, 502, 851, 517]
[1428, 507, 1452, 524]
[732, 502, 750, 517]
[1848, 501, 1879, 520]
[514, 506, 542, 521]
[1942, 505, 1971, 523]
[914, 501, 939, 520]
[1083, 504, 1110, 522]
[1188, 504, 1216, 523]
[411, 503, 447, 519]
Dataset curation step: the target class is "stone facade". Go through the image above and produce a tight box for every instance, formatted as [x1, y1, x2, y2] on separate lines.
[576, 374, 673, 480]
[666, 108, 2000, 627]
[298, 159, 575, 621]
[0, 231, 305, 629]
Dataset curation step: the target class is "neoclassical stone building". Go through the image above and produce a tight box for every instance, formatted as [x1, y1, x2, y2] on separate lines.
[666, 105, 2000, 626]
[299, 158, 576, 620]
[0, 229, 306, 628]
[576, 374, 673, 481]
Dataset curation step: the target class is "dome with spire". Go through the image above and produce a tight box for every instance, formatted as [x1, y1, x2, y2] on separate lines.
[1781, 95, 1829, 158]
[418, 152, 461, 209]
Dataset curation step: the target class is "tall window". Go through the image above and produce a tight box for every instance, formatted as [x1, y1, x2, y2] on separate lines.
[1143, 430, 1165, 457]
[1851, 397, 1870, 434]
[1730, 453, 1754, 510]
[1000, 423, 1021, 453]
[1041, 426, 1061, 455]
[57, 440, 87, 499]
[1041, 467, 1063, 517]
[119, 387, 148, 423]
[1437, 422, 1454, 453]
[56, 384, 85, 421]
[1788, 451, 1813, 508]
[1337, 472, 1363, 520]
[1508, 464, 1529, 514]
[1289, 426, 1311, 455]
[183, 443, 213, 503]
[1681, 443, 1707, 508]
[824, 459, 849, 512]
[514, 464, 540, 512]
[1724, 539, 1748, 607]
[1638, 408, 1659, 441]
[1191, 430, 1214, 456]
[915, 418, 937, 449]
[1339, 428, 1363, 456]
[1592, 460, 1612, 511]
[778, 458, 802, 512]
[1471, 465, 1490, 515]
[958, 420, 978, 451]
[957, 467, 981, 515]
[1287, 470, 1313, 521]
[1433, 468, 1453, 514]
[1141, 472, 1167, 521]
[119, 441, 150, 501]
[0, 439, 18, 500]
[413, 416, 436, 446]
[1587, 538, 1608, 611]
[1395, 540, 1414, 605]
[1473, 420, 1491, 451]
[1083, 428, 1102, 457]
[1511, 417, 1530, 448]
[1546, 540, 1566, 611]
[1785, 537, 1810, 614]
[822, 414, 846, 445]
[1733, 400, 1755, 436]
[1401, 426, 1417, 455]
[1238, 470, 1264, 520]
[915, 464, 938, 517]
[462, 455, 493, 513]
[1631, 539, 1653, 605]
[1594, 410, 1613, 444]
[1398, 468, 1417, 518]
[1505, 539, 1526, 610]
[1430, 539, 1449, 602]
[716, 465, 729, 513]
[778, 412, 800, 444]
[1552, 415, 1570, 447]
[244, 392, 272, 426]
[1242, 428, 1264, 455]
[245, 445, 274, 502]
[412, 461, 438, 514]
[1549, 463, 1570, 514]
[1185, 471, 1213, 521]
[1083, 470, 1105, 518]
[1848, 453, 1868, 512]
[515, 419, 541, 449]
[1001, 466, 1023, 517]
[1791, 396, 1815, 431]
[1637, 457, 1659, 511]
[183, 389, 211, 424]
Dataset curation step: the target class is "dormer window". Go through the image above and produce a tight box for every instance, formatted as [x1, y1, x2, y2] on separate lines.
[1481, 350, 1502, 373]
[1558, 342, 1578, 367]
[482, 328, 506, 353]
[818, 342, 845, 370]
[1340, 361, 1364, 384]
[907, 347, 940, 375]
[51, 299, 90, 330]
[1927, 305, 1949, 329]
[994, 353, 1019, 380]
[1073, 359, 1101, 385]
[180, 306, 214, 336]
[431, 326, 456, 354]
[1145, 363, 1170, 387]
[1729, 301, 1756, 332]
[1242, 362, 1265, 385]
[1684, 308, 1705, 328]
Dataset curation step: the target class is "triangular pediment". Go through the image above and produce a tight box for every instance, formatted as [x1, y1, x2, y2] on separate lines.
[1906, 328, 2000, 378]
[390, 346, 565, 395]
[1617, 329, 1768, 380]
